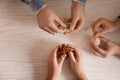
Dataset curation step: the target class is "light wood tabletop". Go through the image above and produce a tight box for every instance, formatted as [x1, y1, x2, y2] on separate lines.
[0, 0, 120, 80]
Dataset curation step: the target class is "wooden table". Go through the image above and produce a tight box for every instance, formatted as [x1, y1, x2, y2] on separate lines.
[0, 0, 120, 80]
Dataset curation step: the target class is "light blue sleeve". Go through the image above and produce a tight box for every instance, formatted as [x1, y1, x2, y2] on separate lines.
[21, 0, 47, 14]
[73, 0, 87, 6]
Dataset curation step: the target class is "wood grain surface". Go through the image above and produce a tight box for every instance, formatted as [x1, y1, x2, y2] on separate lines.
[0, 0, 120, 80]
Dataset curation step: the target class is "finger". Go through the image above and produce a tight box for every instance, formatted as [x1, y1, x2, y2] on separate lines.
[67, 44, 81, 61]
[42, 27, 55, 35]
[99, 36, 110, 44]
[64, 18, 72, 23]
[67, 44, 77, 49]
[96, 19, 111, 36]
[92, 43, 107, 58]
[67, 44, 79, 53]
[47, 22, 58, 33]
[91, 19, 104, 35]
[91, 21, 97, 34]
[55, 16, 66, 27]
[48, 22, 64, 33]
[68, 52, 76, 62]
[58, 54, 66, 65]
[51, 46, 59, 61]
[70, 19, 78, 30]
[48, 26, 58, 33]
[91, 44, 107, 58]
[92, 49, 102, 57]
[91, 44, 104, 58]
[96, 29, 107, 36]
[73, 20, 84, 32]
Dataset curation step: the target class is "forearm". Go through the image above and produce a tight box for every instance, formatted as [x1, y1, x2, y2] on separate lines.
[77, 72, 88, 80]
[47, 72, 88, 80]
[46, 77, 56, 80]
[46, 73, 58, 80]
[21, 0, 46, 14]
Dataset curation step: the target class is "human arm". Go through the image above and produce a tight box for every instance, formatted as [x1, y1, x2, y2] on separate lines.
[64, 0, 86, 33]
[21, 0, 46, 13]
[91, 37, 120, 58]
[46, 47, 66, 80]
[68, 44, 88, 80]
[21, 0, 66, 34]
[91, 17, 120, 36]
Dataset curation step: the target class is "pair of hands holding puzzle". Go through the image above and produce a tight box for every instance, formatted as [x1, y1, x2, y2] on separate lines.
[47, 44, 88, 80]
[37, 2, 85, 35]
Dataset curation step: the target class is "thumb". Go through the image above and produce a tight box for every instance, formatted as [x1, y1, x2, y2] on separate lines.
[55, 16, 66, 27]
[68, 52, 76, 62]
[70, 19, 78, 30]
[58, 54, 66, 65]
[96, 29, 106, 36]
[64, 18, 72, 23]
[99, 36, 110, 44]
[92, 19, 104, 35]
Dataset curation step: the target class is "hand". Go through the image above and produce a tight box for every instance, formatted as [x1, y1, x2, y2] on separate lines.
[91, 37, 120, 58]
[91, 18, 120, 36]
[68, 44, 88, 80]
[65, 2, 85, 33]
[47, 47, 66, 80]
[37, 6, 66, 35]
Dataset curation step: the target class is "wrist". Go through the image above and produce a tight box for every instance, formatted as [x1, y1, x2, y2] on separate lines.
[72, 0, 86, 6]
[77, 71, 88, 80]
[36, 5, 47, 15]
[72, 1, 85, 7]
[47, 77, 56, 80]
[73, 68, 87, 80]
[37, 6, 48, 16]
[72, 1, 85, 13]
[47, 76, 56, 80]
[47, 73, 58, 80]
[29, 0, 46, 14]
